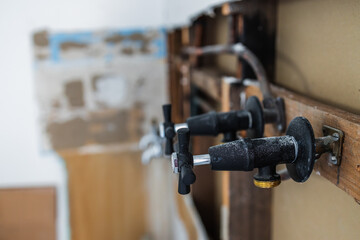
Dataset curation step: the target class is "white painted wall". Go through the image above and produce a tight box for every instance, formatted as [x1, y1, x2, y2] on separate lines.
[0, 0, 224, 239]
[0, 1, 165, 239]
[164, 0, 227, 27]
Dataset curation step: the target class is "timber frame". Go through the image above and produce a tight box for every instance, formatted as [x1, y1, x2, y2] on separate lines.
[167, 0, 359, 239]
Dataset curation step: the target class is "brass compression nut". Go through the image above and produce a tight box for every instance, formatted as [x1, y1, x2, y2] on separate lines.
[253, 179, 281, 188]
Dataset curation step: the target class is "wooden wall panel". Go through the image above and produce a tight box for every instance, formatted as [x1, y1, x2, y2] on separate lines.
[276, 0, 360, 114]
[273, 174, 360, 240]
[61, 150, 147, 240]
[0, 188, 56, 240]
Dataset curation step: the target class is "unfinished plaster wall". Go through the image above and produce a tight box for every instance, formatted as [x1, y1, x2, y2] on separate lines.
[273, 1, 360, 239]
[32, 29, 170, 240]
[34, 30, 167, 151]
[0, 1, 165, 239]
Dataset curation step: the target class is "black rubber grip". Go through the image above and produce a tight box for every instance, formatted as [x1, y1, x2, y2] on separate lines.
[165, 138, 173, 155]
[176, 128, 195, 195]
[162, 104, 172, 122]
[177, 128, 190, 154]
[162, 104, 175, 155]
[181, 165, 196, 185]
[209, 136, 297, 171]
[186, 110, 250, 136]
[178, 176, 190, 195]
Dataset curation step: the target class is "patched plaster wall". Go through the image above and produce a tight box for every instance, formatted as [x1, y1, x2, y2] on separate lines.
[0, 1, 165, 239]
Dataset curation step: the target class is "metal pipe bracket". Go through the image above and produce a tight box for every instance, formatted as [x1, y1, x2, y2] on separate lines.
[318, 125, 344, 166]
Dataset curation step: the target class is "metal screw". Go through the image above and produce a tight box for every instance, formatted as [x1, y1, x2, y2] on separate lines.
[330, 133, 340, 165]
[332, 132, 340, 141]
[330, 155, 338, 165]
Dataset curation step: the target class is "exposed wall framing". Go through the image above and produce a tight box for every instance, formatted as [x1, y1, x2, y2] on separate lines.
[167, 1, 277, 239]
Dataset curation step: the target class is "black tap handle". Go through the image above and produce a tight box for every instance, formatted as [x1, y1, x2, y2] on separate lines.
[177, 128, 190, 154]
[162, 104, 175, 155]
[163, 104, 172, 122]
[176, 128, 196, 195]
[186, 110, 251, 136]
[165, 139, 173, 156]
[207, 117, 316, 183]
[222, 131, 238, 142]
[209, 136, 297, 171]
[178, 175, 190, 195]
[180, 164, 196, 185]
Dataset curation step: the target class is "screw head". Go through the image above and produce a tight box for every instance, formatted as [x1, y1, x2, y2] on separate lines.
[332, 132, 340, 141]
[330, 155, 338, 165]
[171, 152, 179, 173]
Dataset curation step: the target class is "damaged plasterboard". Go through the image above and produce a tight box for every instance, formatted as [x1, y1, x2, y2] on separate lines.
[33, 29, 167, 151]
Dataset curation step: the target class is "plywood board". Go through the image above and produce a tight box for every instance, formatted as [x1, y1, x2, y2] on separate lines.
[0, 188, 56, 240]
[273, 174, 360, 240]
[60, 150, 148, 240]
[276, 0, 360, 114]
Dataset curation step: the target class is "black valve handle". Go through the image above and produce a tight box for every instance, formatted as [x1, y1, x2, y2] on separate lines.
[186, 110, 251, 136]
[162, 104, 175, 155]
[176, 128, 196, 195]
[208, 117, 316, 183]
[185, 96, 280, 187]
[245, 96, 264, 138]
[245, 97, 281, 187]
[285, 117, 315, 182]
[186, 96, 263, 137]
[163, 96, 282, 155]
[209, 135, 297, 170]
[166, 97, 285, 188]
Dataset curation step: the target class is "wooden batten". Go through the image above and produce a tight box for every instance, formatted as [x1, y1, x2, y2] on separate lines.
[192, 68, 222, 101]
[247, 84, 360, 201]
[222, 79, 272, 240]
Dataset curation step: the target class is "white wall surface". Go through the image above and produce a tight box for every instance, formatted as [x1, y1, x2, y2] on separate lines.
[0, 1, 165, 240]
[164, 0, 227, 27]
[0, 0, 224, 239]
